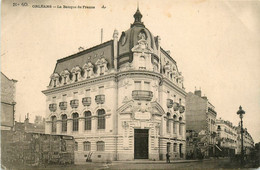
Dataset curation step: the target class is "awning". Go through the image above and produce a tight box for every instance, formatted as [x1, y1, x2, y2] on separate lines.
[215, 145, 222, 151]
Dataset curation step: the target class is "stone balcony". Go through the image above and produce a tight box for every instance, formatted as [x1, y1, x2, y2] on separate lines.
[49, 103, 57, 112]
[59, 102, 67, 110]
[82, 97, 91, 106]
[70, 99, 79, 108]
[179, 105, 185, 113]
[95, 95, 105, 104]
[132, 90, 153, 101]
[167, 99, 173, 108]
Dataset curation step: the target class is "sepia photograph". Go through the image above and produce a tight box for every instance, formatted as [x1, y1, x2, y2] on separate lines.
[1, 0, 260, 169]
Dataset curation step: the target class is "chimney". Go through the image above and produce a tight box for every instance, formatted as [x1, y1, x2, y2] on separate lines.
[194, 90, 201, 97]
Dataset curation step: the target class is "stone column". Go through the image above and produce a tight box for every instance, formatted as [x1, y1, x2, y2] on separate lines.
[79, 118, 84, 134]
[92, 117, 97, 132]
[56, 121, 62, 134]
[67, 119, 73, 135]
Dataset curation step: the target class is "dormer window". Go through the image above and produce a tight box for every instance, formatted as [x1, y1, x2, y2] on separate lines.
[95, 58, 108, 76]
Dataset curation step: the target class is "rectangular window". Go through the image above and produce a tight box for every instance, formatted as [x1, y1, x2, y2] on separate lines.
[144, 82, 150, 90]
[84, 142, 91, 151]
[99, 86, 104, 94]
[97, 142, 105, 151]
[174, 123, 177, 134]
[135, 81, 141, 90]
[53, 79, 56, 87]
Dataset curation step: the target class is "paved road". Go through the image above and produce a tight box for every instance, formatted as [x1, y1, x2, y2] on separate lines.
[5, 158, 250, 170]
[104, 159, 231, 170]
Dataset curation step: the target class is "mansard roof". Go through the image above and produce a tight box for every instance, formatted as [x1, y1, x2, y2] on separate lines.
[53, 40, 114, 74]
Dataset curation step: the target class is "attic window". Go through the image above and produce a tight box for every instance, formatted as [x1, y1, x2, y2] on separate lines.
[64, 76, 67, 85]
[100, 66, 104, 75]
[53, 79, 56, 87]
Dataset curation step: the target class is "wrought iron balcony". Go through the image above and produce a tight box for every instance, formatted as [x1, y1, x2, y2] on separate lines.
[95, 95, 105, 104]
[70, 99, 79, 108]
[173, 102, 179, 111]
[167, 99, 173, 108]
[59, 102, 67, 110]
[82, 97, 91, 106]
[208, 107, 217, 114]
[132, 90, 153, 101]
[49, 103, 57, 112]
[179, 105, 185, 113]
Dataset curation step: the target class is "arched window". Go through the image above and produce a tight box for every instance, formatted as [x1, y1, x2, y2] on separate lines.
[72, 113, 79, 131]
[84, 111, 92, 130]
[166, 113, 170, 133]
[179, 117, 183, 135]
[75, 142, 78, 151]
[61, 114, 67, 132]
[97, 109, 105, 129]
[83, 141, 91, 151]
[51, 116, 57, 133]
[96, 141, 105, 151]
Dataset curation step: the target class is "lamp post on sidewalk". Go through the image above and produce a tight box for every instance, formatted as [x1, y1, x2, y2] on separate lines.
[237, 106, 245, 167]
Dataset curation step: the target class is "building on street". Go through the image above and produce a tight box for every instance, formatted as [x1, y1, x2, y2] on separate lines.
[42, 8, 187, 163]
[216, 118, 238, 157]
[185, 90, 217, 158]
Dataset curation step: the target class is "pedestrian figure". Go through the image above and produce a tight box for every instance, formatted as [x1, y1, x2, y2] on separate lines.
[166, 152, 170, 163]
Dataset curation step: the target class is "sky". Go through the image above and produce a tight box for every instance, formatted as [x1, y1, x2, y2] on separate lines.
[1, 0, 260, 142]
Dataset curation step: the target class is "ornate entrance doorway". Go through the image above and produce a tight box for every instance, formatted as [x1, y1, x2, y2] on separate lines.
[134, 129, 149, 159]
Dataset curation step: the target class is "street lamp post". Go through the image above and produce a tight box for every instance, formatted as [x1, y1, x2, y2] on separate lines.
[237, 106, 245, 167]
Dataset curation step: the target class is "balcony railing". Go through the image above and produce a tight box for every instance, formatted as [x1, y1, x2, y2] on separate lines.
[173, 102, 179, 111]
[82, 97, 91, 106]
[49, 103, 57, 112]
[70, 99, 79, 108]
[95, 95, 105, 104]
[167, 99, 173, 108]
[132, 90, 153, 101]
[179, 105, 185, 113]
[59, 102, 67, 110]
[208, 107, 217, 114]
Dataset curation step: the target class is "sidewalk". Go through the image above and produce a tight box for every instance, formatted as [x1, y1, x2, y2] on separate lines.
[111, 159, 206, 164]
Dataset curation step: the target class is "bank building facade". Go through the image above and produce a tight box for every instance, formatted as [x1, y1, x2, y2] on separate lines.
[43, 8, 187, 163]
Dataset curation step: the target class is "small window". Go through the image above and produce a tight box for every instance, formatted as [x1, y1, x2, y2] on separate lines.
[96, 141, 105, 151]
[83, 141, 91, 151]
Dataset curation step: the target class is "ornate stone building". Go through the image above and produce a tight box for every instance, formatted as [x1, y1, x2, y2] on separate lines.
[42, 8, 186, 163]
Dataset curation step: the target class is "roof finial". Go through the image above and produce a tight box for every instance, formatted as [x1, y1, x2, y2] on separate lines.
[137, 1, 139, 10]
